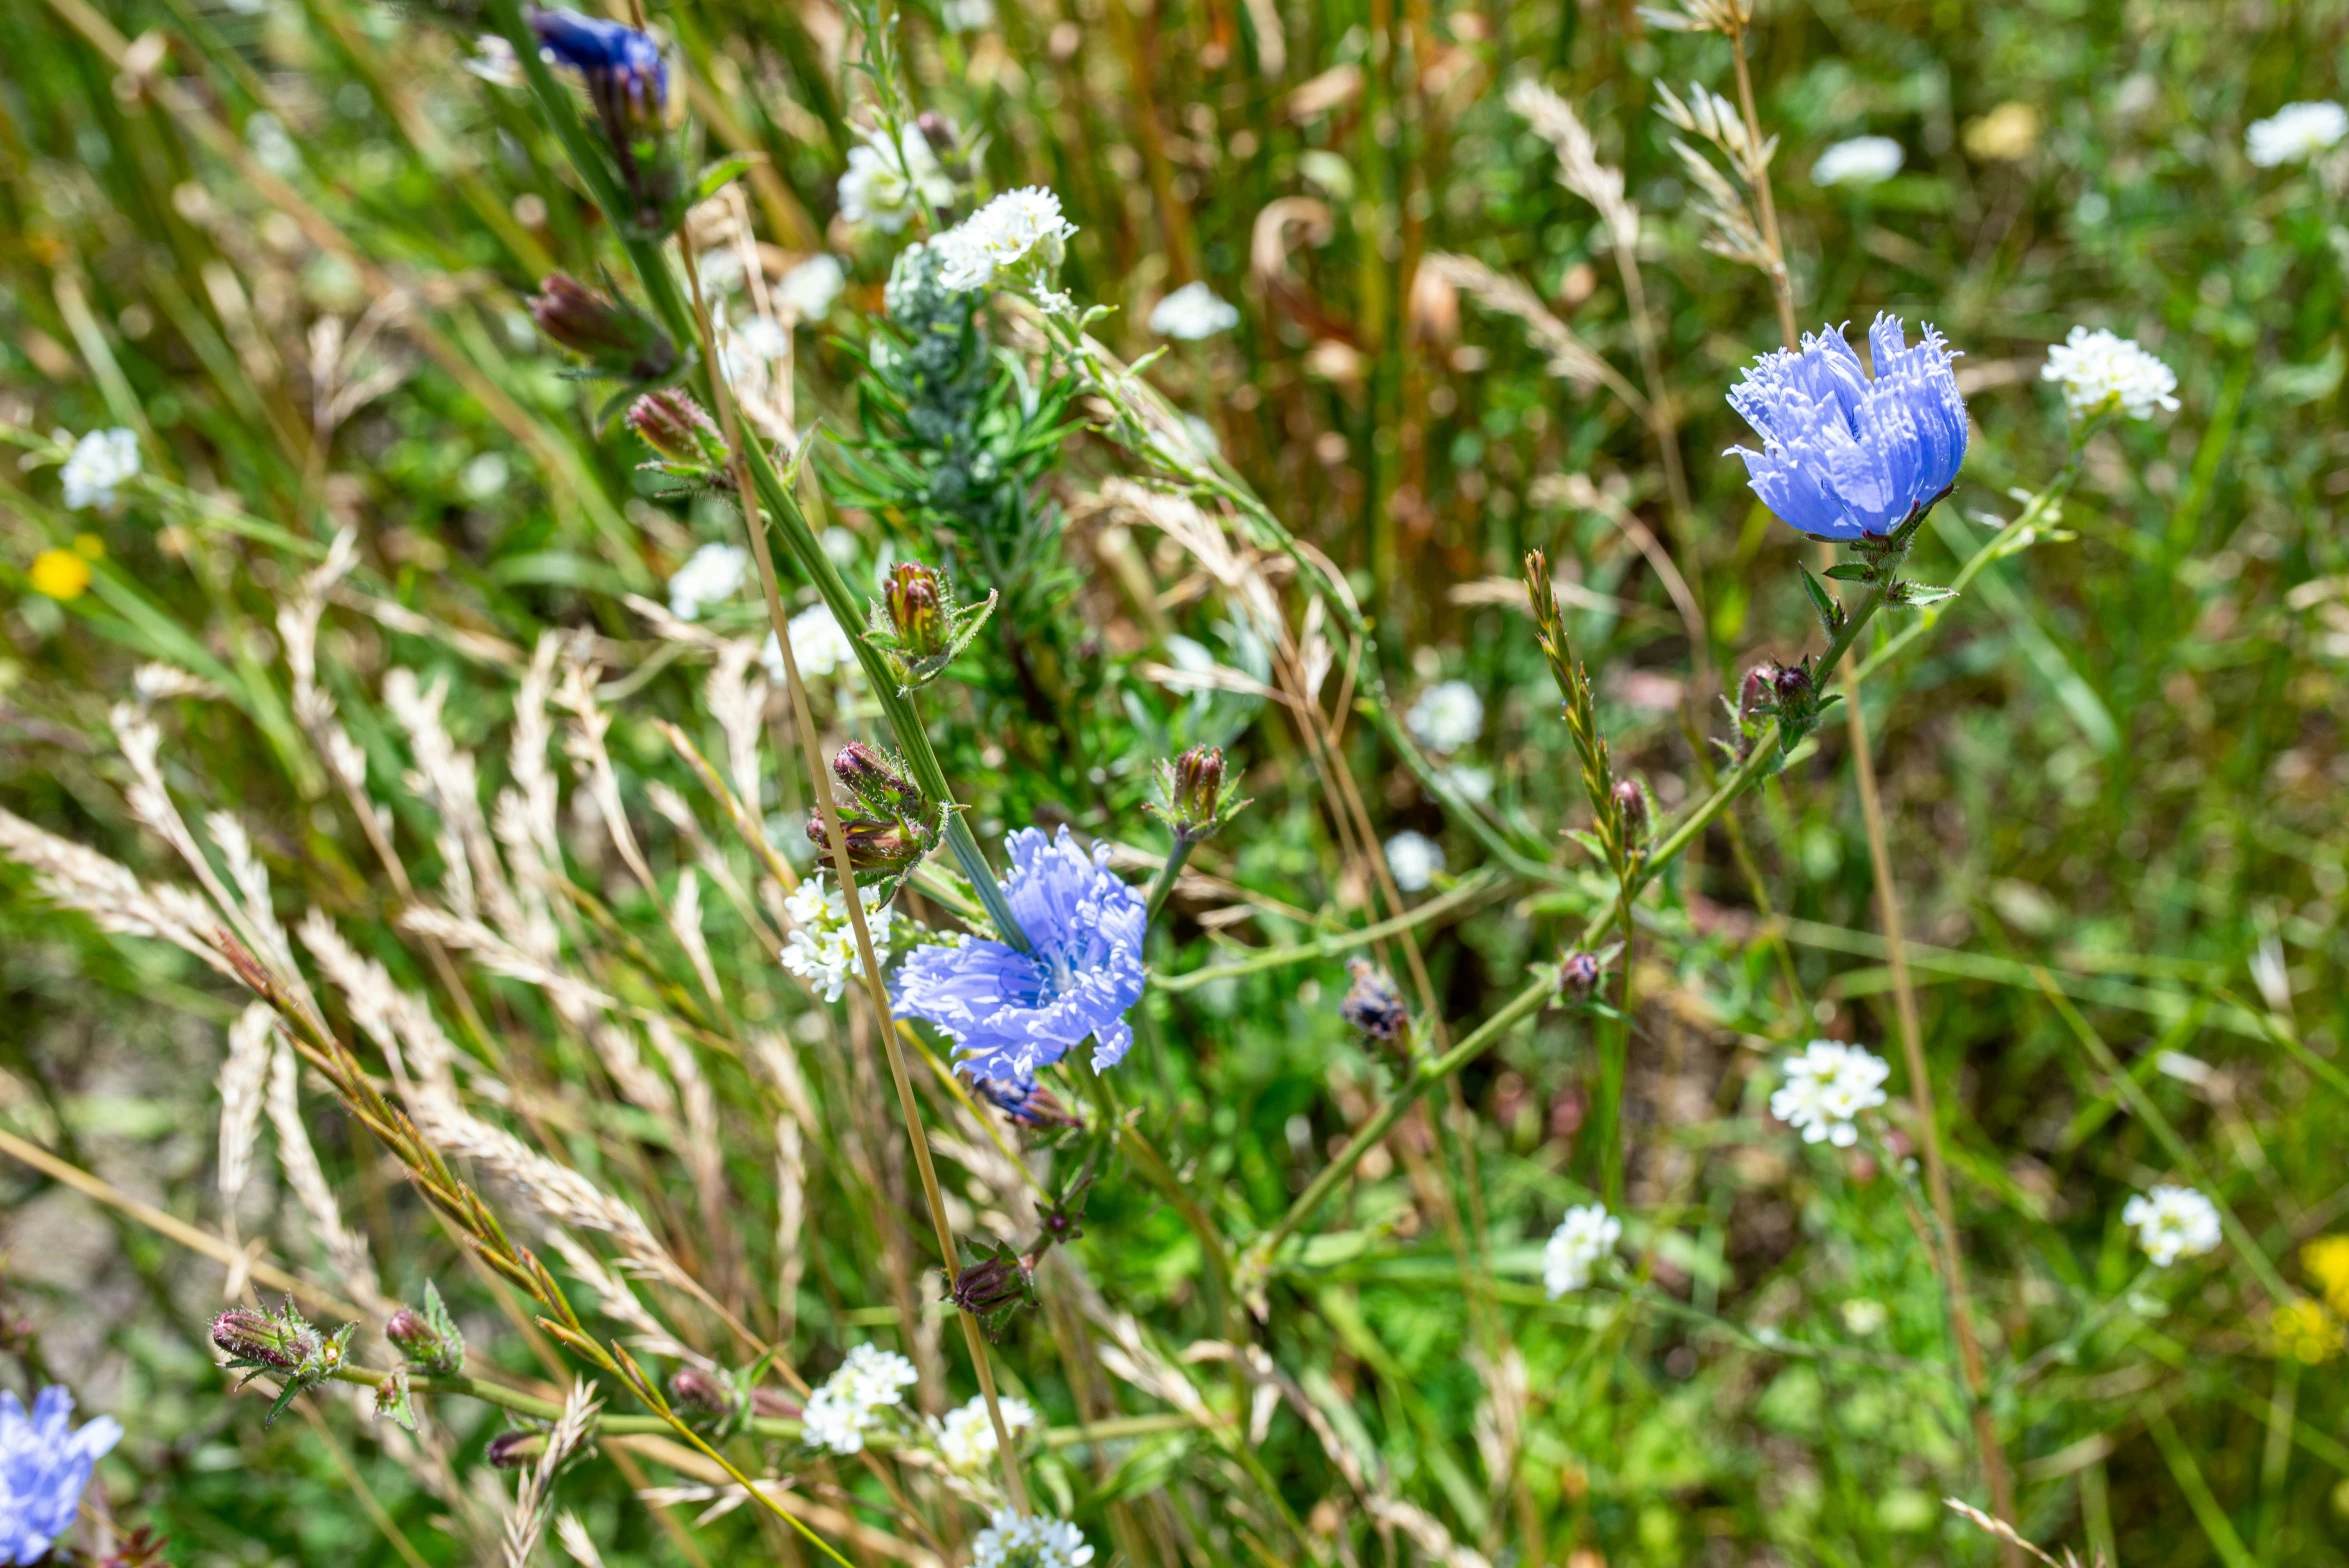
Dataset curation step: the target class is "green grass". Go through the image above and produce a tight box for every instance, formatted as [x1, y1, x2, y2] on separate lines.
[1, 0, 2347, 1565]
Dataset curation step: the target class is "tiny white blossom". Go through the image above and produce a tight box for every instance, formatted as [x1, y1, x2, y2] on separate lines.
[735, 314, 790, 361]
[1406, 680, 1484, 753]
[1383, 829, 1445, 893]
[935, 1394, 1035, 1473]
[934, 188, 1077, 295]
[1770, 1039, 1890, 1148]
[2246, 101, 2348, 168]
[666, 542, 749, 621]
[800, 1344, 920, 1454]
[1441, 763, 1493, 805]
[762, 603, 859, 681]
[777, 254, 847, 323]
[941, 0, 996, 31]
[2122, 1184, 2223, 1267]
[2042, 327, 2179, 420]
[1543, 1203, 1621, 1298]
[464, 34, 523, 86]
[779, 874, 902, 1003]
[60, 429, 141, 511]
[839, 125, 954, 234]
[1811, 135, 1905, 187]
[971, 1509, 1095, 1568]
[1148, 281, 1241, 340]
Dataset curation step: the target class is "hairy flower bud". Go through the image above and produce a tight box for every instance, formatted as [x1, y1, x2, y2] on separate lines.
[883, 562, 951, 660]
[1738, 662, 1781, 724]
[669, 1366, 749, 1431]
[383, 1282, 464, 1376]
[530, 274, 676, 381]
[1339, 957, 1410, 1043]
[626, 389, 727, 472]
[1146, 745, 1251, 845]
[806, 813, 927, 874]
[211, 1306, 312, 1371]
[832, 741, 924, 819]
[947, 1241, 1036, 1326]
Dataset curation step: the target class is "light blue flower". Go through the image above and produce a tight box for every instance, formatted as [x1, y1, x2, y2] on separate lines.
[0, 1386, 122, 1565]
[892, 827, 1146, 1081]
[1725, 315, 1968, 541]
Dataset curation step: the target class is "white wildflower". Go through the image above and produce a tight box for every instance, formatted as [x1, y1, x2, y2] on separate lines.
[776, 255, 847, 323]
[1441, 763, 1493, 805]
[1543, 1203, 1621, 1298]
[779, 874, 901, 1003]
[2122, 1184, 2223, 1267]
[839, 125, 954, 235]
[465, 33, 522, 86]
[1405, 679, 1483, 753]
[2042, 326, 2179, 420]
[666, 542, 749, 622]
[60, 429, 141, 511]
[934, 188, 1077, 295]
[2246, 101, 2348, 168]
[735, 314, 790, 361]
[941, 0, 996, 31]
[761, 603, 859, 682]
[1770, 1039, 1890, 1148]
[1811, 135, 1904, 187]
[801, 1343, 920, 1454]
[972, 1509, 1095, 1568]
[1148, 281, 1241, 340]
[935, 1394, 1035, 1473]
[1383, 829, 1445, 893]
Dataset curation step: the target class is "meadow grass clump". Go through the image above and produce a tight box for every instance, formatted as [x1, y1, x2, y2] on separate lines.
[0, 0, 2346, 1565]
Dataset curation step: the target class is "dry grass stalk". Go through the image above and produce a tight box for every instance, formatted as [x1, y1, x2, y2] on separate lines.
[502, 1380, 601, 1568]
[265, 1039, 386, 1311]
[217, 1002, 278, 1209]
[0, 806, 229, 976]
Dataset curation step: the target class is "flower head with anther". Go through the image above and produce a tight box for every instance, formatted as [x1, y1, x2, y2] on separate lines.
[1725, 315, 1968, 542]
[891, 827, 1146, 1081]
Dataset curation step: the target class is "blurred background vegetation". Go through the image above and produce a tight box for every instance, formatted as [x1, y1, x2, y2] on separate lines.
[2, 0, 2347, 1563]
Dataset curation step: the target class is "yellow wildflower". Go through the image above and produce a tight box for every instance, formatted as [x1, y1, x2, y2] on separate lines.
[2304, 1235, 2349, 1316]
[28, 548, 93, 602]
[72, 532, 106, 560]
[2270, 1298, 2345, 1365]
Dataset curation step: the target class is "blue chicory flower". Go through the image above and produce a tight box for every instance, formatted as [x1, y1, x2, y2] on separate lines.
[0, 1386, 123, 1565]
[892, 827, 1147, 1082]
[1725, 314, 1968, 540]
[526, 7, 666, 126]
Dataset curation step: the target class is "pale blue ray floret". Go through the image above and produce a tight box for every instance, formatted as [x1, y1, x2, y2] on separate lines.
[0, 1385, 123, 1566]
[1725, 314, 1969, 540]
[892, 827, 1147, 1083]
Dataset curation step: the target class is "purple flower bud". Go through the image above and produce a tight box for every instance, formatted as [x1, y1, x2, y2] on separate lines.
[384, 1283, 465, 1376]
[947, 1244, 1035, 1321]
[882, 562, 950, 660]
[1612, 778, 1650, 839]
[669, 1367, 736, 1422]
[1560, 950, 1603, 1000]
[973, 1076, 1083, 1130]
[530, 274, 676, 381]
[832, 742, 924, 819]
[626, 389, 726, 470]
[211, 1306, 313, 1371]
[1738, 662, 1781, 724]
[806, 813, 926, 873]
[1147, 745, 1250, 845]
[485, 1430, 540, 1469]
[1339, 958, 1410, 1043]
[1774, 663, 1814, 705]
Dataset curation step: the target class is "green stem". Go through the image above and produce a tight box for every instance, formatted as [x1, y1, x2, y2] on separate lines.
[1144, 838, 1195, 922]
[1152, 867, 1509, 991]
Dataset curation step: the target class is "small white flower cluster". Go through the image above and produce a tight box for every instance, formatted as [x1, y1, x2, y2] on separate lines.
[780, 875, 904, 1003]
[941, 0, 996, 31]
[1769, 1039, 1890, 1148]
[1406, 679, 1484, 753]
[2246, 100, 2347, 168]
[1148, 281, 1240, 341]
[2122, 1184, 2223, 1267]
[1811, 135, 1904, 188]
[935, 1393, 1036, 1473]
[60, 428, 141, 512]
[666, 542, 749, 621]
[762, 603, 859, 682]
[1543, 1202, 1621, 1298]
[800, 1344, 919, 1454]
[971, 1509, 1095, 1568]
[1383, 829, 1445, 893]
[2042, 326, 2179, 421]
[839, 125, 954, 234]
[935, 188, 1078, 303]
